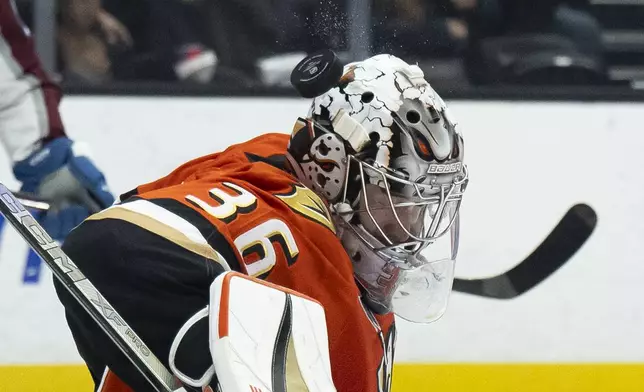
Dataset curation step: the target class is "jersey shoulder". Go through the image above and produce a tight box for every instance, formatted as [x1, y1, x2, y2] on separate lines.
[111, 133, 342, 280]
[120, 132, 291, 198]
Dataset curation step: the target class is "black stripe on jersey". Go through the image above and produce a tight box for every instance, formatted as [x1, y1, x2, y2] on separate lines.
[245, 153, 288, 171]
[146, 198, 243, 273]
[271, 294, 292, 392]
[118, 188, 140, 203]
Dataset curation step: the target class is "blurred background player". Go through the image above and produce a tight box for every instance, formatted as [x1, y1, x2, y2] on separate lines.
[0, 0, 114, 241]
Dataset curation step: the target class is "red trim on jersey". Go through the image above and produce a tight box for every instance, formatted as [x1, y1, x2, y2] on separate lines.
[98, 368, 135, 392]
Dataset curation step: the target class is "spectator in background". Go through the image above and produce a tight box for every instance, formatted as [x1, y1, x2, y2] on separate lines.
[467, 0, 602, 58]
[103, 0, 216, 84]
[372, 0, 474, 59]
[59, 0, 217, 84]
[193, 0, 285, 84]
[462, 0, 605, 85]
[273, 0, 348, 53]
[58, 0, 132, 83]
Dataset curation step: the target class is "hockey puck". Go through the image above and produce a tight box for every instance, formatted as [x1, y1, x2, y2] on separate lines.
[291, 50, 344, 98]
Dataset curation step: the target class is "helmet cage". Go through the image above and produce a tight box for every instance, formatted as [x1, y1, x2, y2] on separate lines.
[335, 153, 468, 257]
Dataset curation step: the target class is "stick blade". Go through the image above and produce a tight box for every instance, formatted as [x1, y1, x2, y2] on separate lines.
[453, 203, 597, 299]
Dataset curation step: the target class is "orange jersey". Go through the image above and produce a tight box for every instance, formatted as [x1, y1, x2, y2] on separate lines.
[100, 133, 395, 392]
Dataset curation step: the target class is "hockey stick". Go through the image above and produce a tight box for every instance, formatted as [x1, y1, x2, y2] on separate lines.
[452, 203, 597, 299]
[13, 190, 50, 211]
[0, 183, 180, 392]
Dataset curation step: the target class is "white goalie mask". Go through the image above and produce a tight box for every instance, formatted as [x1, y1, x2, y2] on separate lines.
[286, 54, 469, 323]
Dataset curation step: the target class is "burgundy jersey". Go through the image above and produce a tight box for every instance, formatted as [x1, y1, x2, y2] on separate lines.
[0, 0, 65, 161]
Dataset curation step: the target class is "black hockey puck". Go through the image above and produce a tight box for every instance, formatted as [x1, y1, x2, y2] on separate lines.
[291, 49, 344, 98]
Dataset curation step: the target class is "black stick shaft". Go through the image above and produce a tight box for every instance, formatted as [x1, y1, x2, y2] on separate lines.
[452, 204, 597, 299]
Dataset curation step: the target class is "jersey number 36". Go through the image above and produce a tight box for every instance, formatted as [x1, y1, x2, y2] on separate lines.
[187, 182, 301, 279]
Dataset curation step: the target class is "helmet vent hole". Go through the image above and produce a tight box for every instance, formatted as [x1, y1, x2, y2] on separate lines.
[428, 107, 441, 123]
[406, 110, 421, 124]
[317, 173, 328, 187]
[361, 92, 374, 103]
[370, 132, 380, 144]
[318, 141, 330, 156]
[452, 136, 460, 157]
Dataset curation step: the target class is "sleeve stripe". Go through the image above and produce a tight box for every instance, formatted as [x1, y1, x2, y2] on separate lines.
[146, 198, 244, 274]
[87, 199, 230, 271]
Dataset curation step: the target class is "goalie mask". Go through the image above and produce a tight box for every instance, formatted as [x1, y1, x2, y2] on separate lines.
[286, 54, 468, 323]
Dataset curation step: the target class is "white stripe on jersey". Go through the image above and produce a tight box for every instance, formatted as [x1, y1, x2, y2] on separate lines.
[90, 199, 231, 270]
[118, 199, 220, 249]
